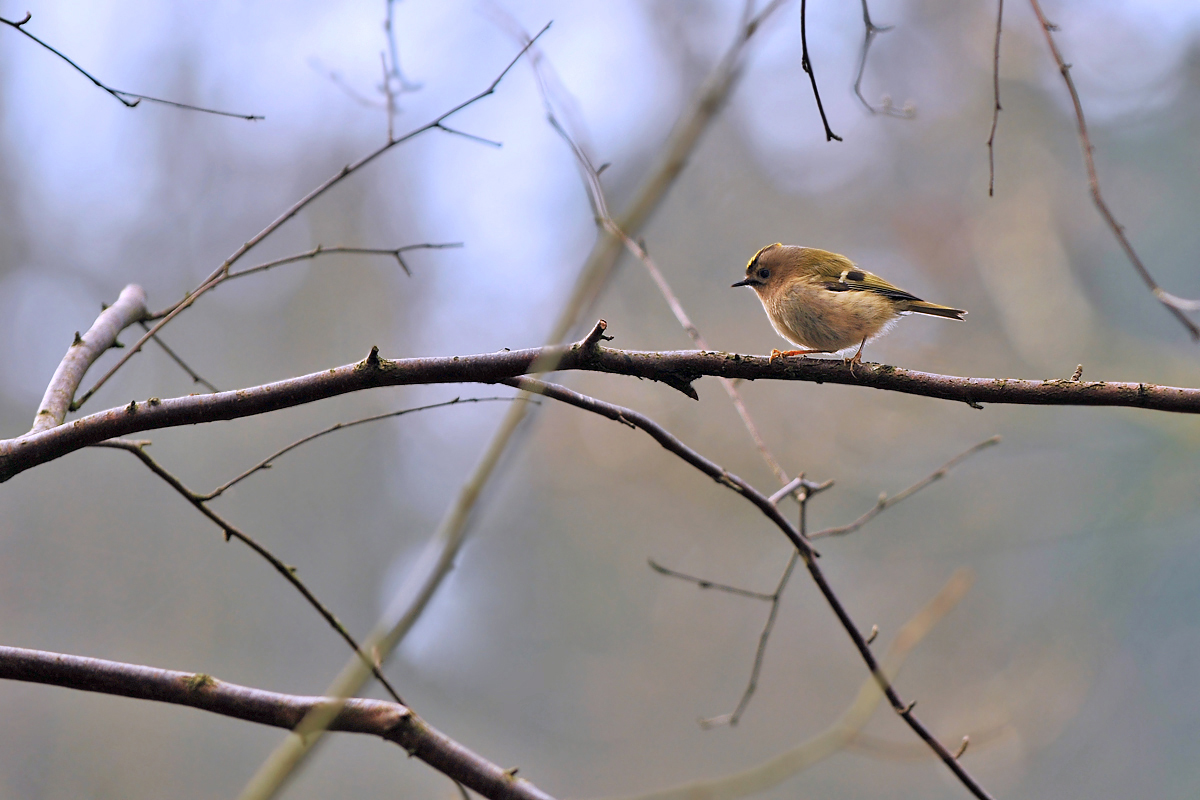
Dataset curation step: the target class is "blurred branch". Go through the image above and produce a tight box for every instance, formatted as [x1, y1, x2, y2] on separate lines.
[94, 438, 406, 706]
[505, 377, 992, 800]
[0, 645, 556, 800]
[70, 25, 549, 410]
[238, 7, 804, 798]
[596, 569, 974, 800]
[800, 0, 842, 141]
[1027, 0, 1200, 339]
[140, 321, 220, 394]
[852, 0, 913, 118]
[987, 0, 1003, 196]
[30, 284, 147, 434]
[544, 100, 794, 486]
[9, 338, 1200, 481]
[0, 13, 264, 119]
[811, 435, 1001, 539]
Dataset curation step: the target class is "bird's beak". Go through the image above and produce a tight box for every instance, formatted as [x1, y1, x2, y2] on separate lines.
[731, 278, 756, 288]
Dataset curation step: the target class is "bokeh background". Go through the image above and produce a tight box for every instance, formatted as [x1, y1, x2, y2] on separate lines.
[2, 0, 1200, 797]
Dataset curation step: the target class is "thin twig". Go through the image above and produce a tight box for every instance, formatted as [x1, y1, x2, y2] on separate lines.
[201, 396, 527, 501]
[647, 559, 776, 601]
[507, 377, 993, 800]
[0, 645, 556, 800]
[140, 322, 219, 393]
[1027, 0, 1200, 338]
[800, 0, 842, 141]
[71, 25, 549, 409]
[0, 13, 263, 119]
[597, 569, 974, 800]
[987, 0, 1004, 196]
[220, 242, 463, 284]
[811, 435, 1001, 539]
[93, 439, 406, 706]
[852, 0, 913, 118]
[700, 550, 801, 729]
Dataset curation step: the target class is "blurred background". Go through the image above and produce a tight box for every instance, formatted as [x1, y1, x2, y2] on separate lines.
[2, 0, 1200, 797]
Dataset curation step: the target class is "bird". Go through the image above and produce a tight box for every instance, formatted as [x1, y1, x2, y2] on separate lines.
[732, 243, 965, 365]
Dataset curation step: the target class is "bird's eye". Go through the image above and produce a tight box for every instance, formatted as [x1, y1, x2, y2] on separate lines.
[757, 268, 770, 280]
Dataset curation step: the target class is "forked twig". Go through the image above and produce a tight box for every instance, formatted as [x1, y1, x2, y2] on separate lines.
[852, 0, 913, 118]
[595, 569, 975, 800]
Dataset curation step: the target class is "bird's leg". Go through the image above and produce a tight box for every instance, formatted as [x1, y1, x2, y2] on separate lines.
[769, 347, 824, 363]
[845, 338, 867, 375]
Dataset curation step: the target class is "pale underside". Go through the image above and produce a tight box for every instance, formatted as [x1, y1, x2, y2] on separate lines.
[762, 278, 902, 353]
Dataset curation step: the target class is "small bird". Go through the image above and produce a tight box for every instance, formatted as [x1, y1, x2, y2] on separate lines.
[732, 243, 965, 365]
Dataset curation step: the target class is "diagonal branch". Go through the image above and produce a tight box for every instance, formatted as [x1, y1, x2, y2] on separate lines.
[505, 377, 992, 800]
[1027, 0, 1200, 338]
[0, 645, 555, 800]
[94, 439, 406, 706]
[30, 284, 148, 434]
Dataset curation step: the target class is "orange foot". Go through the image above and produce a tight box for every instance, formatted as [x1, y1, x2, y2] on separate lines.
[769, 348, 824, 363]
[844, 338, 867, 376]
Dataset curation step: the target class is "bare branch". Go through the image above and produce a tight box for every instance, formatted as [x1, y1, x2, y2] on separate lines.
[0, 645, 555, 800]
[1027, 0, 1200, 338]
[987, 0, 1004, 195]
[0, 14, 263, 119]
[811, 435, 1001, 539]
[31, 284, 147, 434]
[603, 569, 974, 800]
[71, 24, 549, 409]
[8, 343, 1200, 482]
[93, 439, 405, 706]
[647, 559, 776, 601]
[506, 378, 992, 799]
[244, 10, 807, 793]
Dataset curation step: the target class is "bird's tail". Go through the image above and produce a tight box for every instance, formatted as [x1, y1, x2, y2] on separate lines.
[906, 300, 966, 321]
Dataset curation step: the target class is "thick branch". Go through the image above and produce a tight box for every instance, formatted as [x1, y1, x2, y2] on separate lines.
[30, 284, 147, 434]
[5, 343, 1198, 482]
[0, 646, 554, 800]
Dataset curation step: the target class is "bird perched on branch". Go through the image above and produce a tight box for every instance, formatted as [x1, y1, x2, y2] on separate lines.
[732, 243, 965, 365]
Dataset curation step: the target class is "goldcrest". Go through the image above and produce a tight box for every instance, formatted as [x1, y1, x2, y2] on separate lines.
[732, 243, 965, 363]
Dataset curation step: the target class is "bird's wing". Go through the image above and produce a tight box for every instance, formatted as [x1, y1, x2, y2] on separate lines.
[820, 266, 924, 303]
